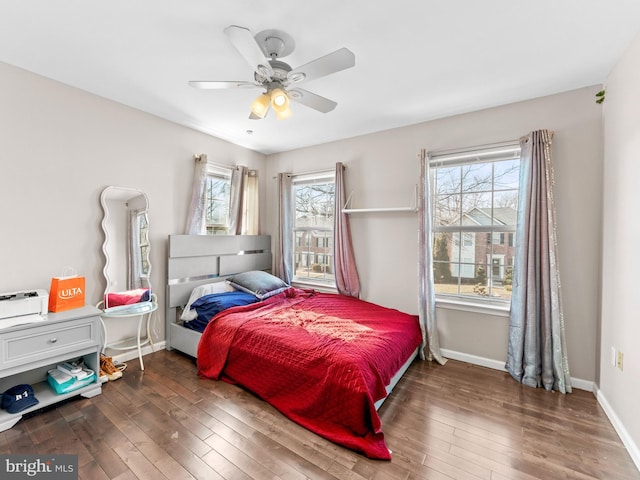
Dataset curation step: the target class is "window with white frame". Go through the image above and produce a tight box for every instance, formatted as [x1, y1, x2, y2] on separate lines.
[430, 143, 521, 306]
[205, 164, 232, 235]
[292, 171, 335, 286]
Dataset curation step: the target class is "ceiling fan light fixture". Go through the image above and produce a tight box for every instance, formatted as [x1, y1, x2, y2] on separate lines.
[270, 88, 289, 111]
[275, 105, 292, 120]
[250, 92, 271, 118]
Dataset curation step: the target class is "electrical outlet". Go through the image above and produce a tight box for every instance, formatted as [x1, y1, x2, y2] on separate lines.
[617, 351, 624, 371]
[611, 347, 617, 367]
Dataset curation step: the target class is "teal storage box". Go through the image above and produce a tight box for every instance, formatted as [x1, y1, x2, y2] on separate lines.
[47, 369, 96, 394]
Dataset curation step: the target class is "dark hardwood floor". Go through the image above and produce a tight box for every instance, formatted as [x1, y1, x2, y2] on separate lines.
[1, 349, 638, 480]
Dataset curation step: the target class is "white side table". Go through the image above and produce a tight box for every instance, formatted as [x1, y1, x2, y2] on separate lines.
[0, 306, 102, 431]
[97, 300, 157, 370]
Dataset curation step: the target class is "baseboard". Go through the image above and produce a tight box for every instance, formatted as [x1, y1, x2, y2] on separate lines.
[108, 341, 166, 365]
[441, 349, 506, 372]
[440, 348, 594, 392]
[595, 385, 640, 472]
[567, 376, 594, 392]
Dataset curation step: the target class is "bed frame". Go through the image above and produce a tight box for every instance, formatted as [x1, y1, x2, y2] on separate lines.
[165, 234, 418, 408]
[166, 234, 272, 357]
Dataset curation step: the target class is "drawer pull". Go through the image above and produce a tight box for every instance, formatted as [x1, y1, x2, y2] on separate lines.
[49, 338, 58, 344]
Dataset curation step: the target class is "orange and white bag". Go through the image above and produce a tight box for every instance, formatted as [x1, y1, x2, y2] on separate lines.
[48, 267, 85, 312]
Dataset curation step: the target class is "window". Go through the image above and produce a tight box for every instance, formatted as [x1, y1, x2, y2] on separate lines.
[292, 171, 335, 285]
[430, 143, 521, 306]
[205, 164, 232, 235]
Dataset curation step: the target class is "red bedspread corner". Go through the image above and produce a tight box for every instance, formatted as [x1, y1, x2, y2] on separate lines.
[197, 288, 421, 460]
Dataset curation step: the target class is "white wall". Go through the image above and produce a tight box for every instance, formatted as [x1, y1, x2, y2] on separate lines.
[0, 59, 605, 388]
[266, 86, 603, 384]
[0, 61, 267, 343]
[599, 32, 640, 467]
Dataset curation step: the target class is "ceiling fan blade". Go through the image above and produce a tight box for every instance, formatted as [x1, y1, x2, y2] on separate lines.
[224, 25, 274, 78]
[188, 80, 259, 89]
[287, 88, 337, 113]
[287, 48, 355, 84]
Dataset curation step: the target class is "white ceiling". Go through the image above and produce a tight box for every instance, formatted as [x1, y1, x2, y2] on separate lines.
[1, 1, 639, 155]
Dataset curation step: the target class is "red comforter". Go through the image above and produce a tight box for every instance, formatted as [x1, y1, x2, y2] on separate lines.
[197, 288, 422, 460]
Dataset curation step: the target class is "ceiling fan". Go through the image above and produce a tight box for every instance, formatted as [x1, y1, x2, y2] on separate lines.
[189, 25, 355, 120]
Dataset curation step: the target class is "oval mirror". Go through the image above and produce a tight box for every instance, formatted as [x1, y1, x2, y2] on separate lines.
[100, 186, 152, 311]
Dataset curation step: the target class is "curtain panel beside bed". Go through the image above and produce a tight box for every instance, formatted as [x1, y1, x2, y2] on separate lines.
[418, 149, 446, 364]
[334, 162, 361, 297]
[506, 130, 571, 393]
[275, 173, 294, 284]
[185, 154, 208, 235]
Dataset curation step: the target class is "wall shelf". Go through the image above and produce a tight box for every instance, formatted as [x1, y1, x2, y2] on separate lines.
[342, 206, 418, 214]
[341, 186, 418, 214]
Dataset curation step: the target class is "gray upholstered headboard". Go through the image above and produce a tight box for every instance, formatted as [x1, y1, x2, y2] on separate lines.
[165, 234, 272, 356]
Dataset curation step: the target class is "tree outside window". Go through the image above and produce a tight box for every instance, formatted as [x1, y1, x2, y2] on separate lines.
[430, 146, 521, 304]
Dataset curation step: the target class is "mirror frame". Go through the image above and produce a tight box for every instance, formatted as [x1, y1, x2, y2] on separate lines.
[100, 186, 152, 311]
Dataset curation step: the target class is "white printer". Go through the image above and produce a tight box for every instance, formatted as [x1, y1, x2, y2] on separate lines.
[0, 289, 49, 329]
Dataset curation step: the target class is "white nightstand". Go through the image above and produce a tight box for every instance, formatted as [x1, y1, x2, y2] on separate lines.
[0, 306, 102, 431]
[98, 299, 157, 370]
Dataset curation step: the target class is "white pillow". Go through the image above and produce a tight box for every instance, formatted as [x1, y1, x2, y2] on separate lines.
[180, 282, 236, 321]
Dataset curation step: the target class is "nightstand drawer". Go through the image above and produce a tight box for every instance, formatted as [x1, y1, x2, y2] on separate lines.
[0, 318, 98, 369]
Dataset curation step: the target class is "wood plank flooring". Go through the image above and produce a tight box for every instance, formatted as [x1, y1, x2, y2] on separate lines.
[1, 348, 637, 480]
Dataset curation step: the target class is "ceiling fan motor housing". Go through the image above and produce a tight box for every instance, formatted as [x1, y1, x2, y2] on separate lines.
[255, 59, 291, 85]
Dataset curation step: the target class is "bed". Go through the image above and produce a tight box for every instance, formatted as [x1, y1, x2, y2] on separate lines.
[166, 234, 422, 459]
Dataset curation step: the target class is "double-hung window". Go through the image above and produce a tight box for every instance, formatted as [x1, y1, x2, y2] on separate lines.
[205, 164, 232, 235]
[429, 143, 521, 306]
[292, 171, 336, 286]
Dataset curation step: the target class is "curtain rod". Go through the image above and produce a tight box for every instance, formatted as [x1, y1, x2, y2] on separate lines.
[271, 166, 340, 180]
[425, 139, 520, 159]
[193, 154, 254, 172]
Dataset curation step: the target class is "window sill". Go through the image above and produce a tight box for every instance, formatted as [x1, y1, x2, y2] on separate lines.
[435, 298, 510, 317]
[291, 280, 338, 294]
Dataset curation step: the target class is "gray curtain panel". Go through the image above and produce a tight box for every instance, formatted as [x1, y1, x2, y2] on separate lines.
[228, 165, 247, 235]
[274, 173, 294, 284]
[242, 170, 260, 235]
[185, 154, 208, 235]
[506, 130, 571, 393]
[419, 149, 446, 364]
